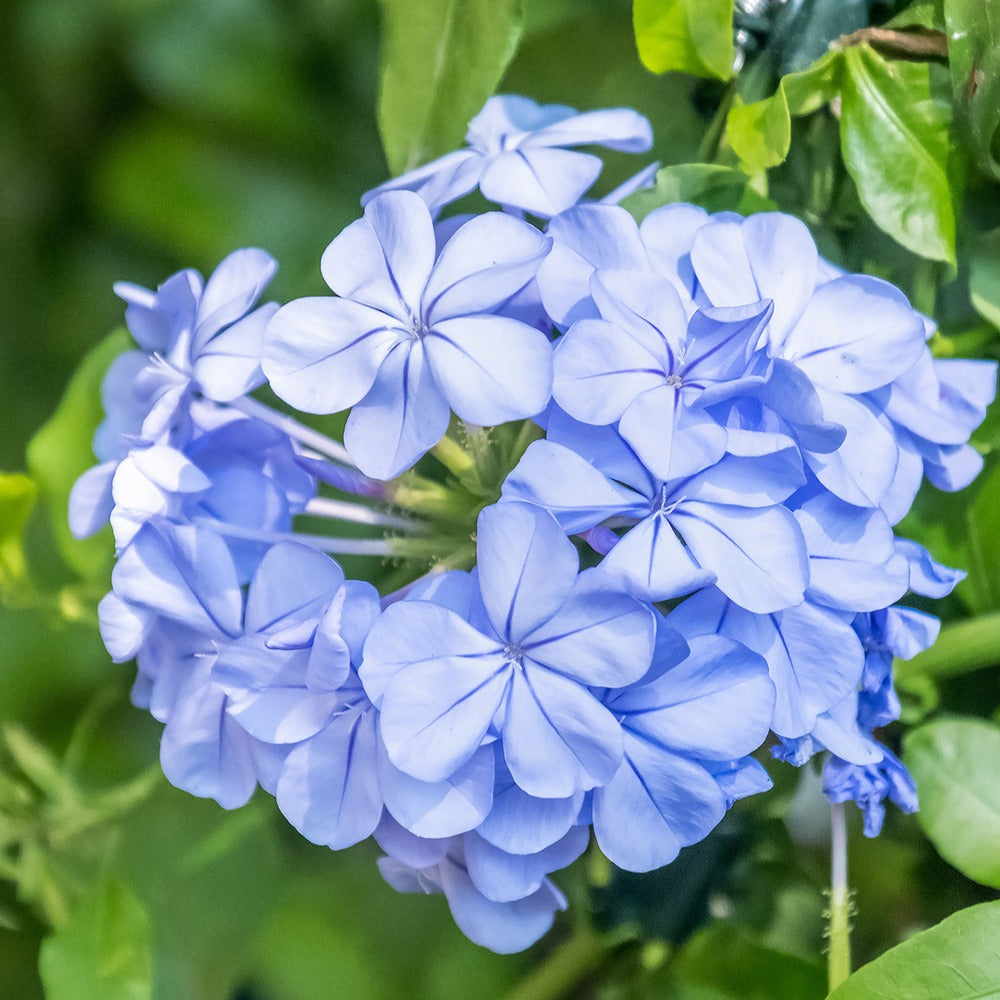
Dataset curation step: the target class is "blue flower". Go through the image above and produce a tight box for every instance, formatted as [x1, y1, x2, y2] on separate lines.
[361, 502, 656, 797]
[503, 413, 808, 611]
[264, 191, 555, 479]
[362, 95, 653, 217]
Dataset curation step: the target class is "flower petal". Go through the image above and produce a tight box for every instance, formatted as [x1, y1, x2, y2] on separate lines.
[424, 315, 553, 425]
[321, 190, 435, 314]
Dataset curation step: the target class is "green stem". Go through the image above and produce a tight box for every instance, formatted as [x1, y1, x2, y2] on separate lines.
[500, 929, 606, 1000]
[696, 81, 737, 165]
[827, 802, 851, 993]
[894, 611, 1000, 685]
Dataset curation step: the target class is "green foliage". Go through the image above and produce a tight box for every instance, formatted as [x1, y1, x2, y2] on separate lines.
[377, 0, 524, 175]
[25, 330, 129, 580]
[945, 0, 1000, 181]
[632, 0, 734, 80]
[826, 900, 1000, 999]
[0, 473, 37, 600]
[727, 52, 842, 172]
[622, 164, 776, 219]
[38, 879, 152, 1000]
[905, 718, 1000, 888]
[839, 45, 956, 265]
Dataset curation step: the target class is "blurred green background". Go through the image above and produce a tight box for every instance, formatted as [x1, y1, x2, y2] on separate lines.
[2, 0, 998, 998]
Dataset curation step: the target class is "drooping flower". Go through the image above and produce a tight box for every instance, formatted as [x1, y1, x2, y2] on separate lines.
[362, 95, 653, 217]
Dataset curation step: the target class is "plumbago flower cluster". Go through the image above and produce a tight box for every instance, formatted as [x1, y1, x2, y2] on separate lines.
[71, 95, 996, 952]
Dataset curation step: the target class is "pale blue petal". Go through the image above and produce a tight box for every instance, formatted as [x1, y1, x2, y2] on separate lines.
[670, 502, 807, 613]
[806, 390, 897, 508]
[374, 812, 452, 868]
[784, 276, 925, 393]
[360, 600, 502, 705]
[112, 521, 242, 638]
[537, 205, 648, 327]
[344, 341, 451, 479]
[98, 592, 153, 662]
[500, 440, 644, 534]
[524, 569, 655, 687]
[438, 855, 565, 954]
[263, 297, 403, 414]
[464, 826, 588, 903]
[160, 661, 257, 810]
[503, 665, 623, 797]
[193, 248, 277, 353]
[477, 760, 583, 854]
[275, 707, 383, 848]
[245, 541, 345, 634]
[523, 108, 653, 151]
[361, 149, 482, 213]
[69, 461, 117, 539]
[592, 736, 725, 872]
[380, 743, 494, 839]
[422, 213, 551, 322]
[321, 190, 436, 315]
[380, 655, 510, 782]
[611, 634, 773, 759]
[480, 148, 603, 216]
[553, 318, 668, 425]
[424, 315, 553, 425]
[896, 538, 965, 598]
[477, 502, 578, 641]
[598, 512, 715, 603]
[193, 302, 277, 402]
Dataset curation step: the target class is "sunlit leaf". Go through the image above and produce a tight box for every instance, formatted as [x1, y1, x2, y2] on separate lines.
[826, 899, 1000, 999]
[905, 718, 1000, 888]
[839, 44, 956, 264]
[726, 51, 842, 172]
[38, 879, 153, 1000]
[0, 472, 37, 598]
[377, 0, 524, 175]
[633, 0, 733, 80]
[25, 330, 129, 579]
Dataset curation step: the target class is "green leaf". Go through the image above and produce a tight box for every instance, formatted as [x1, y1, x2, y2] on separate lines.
[633, 0, 733, 80]
[965, 461, 1000, 611]
[839, 44, 956, 264]
[969, 226, 1000, 328]
[727, 51, 842, 172]
[622, 164, 776, 221]
[25, 330, 130, 579]
[38, 879, 153, 1000]
[888, 0, 946, 30]
[944, 0, 1000, 180]
[904, 718, 1000, 888]
[377, 0, 524, 176]
[828, 900, 1000, 999]
[671, 923, 825, 1000]
[0, 472, 37, 597]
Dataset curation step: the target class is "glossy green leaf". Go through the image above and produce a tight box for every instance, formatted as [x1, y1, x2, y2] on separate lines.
[828, 900, 1000, 999]
[377, 0, 524, 176]
[839, 44, 956, 264]
[38, 879, 153, 1000]
[945, 0, 1000, 180]
[0, 472, 37, 597]
[633, 0, 733, 80]
[888, 0, 945, 30]
[25, 330, 129, 579]
[622, 163, 776, 221]
[905, 718, 1000, 888]
[727, 51, 842, 172]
